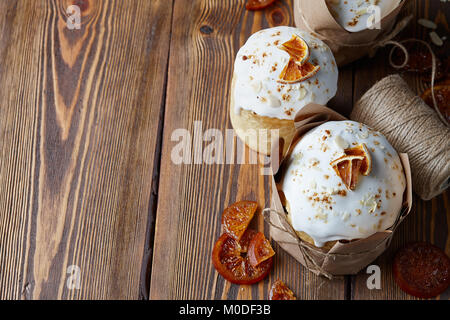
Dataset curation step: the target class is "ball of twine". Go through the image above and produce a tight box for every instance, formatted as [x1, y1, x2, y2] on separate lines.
[351, 74, 450, 200]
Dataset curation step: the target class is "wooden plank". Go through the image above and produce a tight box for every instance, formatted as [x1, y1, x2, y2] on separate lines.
[351, 0, 450, 300]
[0, 0, 173, 299]
[150, 0, 346, 300]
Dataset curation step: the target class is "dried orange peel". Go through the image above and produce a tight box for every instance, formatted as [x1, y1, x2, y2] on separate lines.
[330, 144, 372, 190]
[278, 35, 320, 84]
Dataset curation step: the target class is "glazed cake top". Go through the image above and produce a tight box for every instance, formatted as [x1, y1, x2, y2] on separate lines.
[233, 26, 338, 120]
[281, 121, 406, 247]
[326, 0, 402, 32]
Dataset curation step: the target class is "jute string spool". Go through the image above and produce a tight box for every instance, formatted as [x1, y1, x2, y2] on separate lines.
[351, 74, 450, 200]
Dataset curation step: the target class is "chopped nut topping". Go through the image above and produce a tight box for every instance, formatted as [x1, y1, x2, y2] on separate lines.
[334, 135, 349, 149]
[297, 87, 307, 100]
[342, 212, 350, 222]
[309, 158, 320, 167]
[293, 152, 303, 164]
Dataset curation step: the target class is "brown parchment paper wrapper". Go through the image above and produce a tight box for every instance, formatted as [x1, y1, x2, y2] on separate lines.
[293, 0, 409, 66]
[264, 103, 413, 278]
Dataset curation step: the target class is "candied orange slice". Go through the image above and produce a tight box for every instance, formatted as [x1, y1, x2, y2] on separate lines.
[269, 280, 296, 300]
[246, 0, 277, 10]
[247, 232, 275, 267]
[221, 200, 258, 241]
[278, 60, 320, 84]
[330, 144, 372, 190]
[212, 229, 273, 285]
[280, 35, 309, 65]
[393, 242, 450, 299]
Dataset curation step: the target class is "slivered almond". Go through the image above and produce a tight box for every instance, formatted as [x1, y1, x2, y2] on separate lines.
[429, 32, 444, 46]
[418, 18, 437, 29]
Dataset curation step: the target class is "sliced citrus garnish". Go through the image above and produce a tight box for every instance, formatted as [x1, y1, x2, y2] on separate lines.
[279, 35, 309, 65]
[277, 34, 319, 84]
[330, 144, 372, 190]
[344, 143, 372, 176]
[245, 0, 277, 11]
[222, 200, 258, 241]
[331, 155, 363, 190]
[421, 84, 450, 124]
[269, 280, 296, 300]
[247, 232, 275, 267]
[212, 229, 273, 285]
[278, 60, 320, 84]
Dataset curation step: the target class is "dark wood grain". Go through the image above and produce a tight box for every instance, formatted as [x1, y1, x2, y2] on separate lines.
[149, 0, 346, 300]
[0, 0, 173, 299]
[351, 0, 450, 300]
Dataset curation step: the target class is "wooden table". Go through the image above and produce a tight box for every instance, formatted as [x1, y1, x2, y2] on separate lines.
[0, 0, 448, 300]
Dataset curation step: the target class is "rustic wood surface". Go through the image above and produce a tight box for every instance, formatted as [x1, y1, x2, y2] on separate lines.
[0, 0, 173, 299]
[0, 0, 448, 300]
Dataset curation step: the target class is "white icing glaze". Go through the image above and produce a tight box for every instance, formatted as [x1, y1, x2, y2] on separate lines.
[233, 26, 338, 120]
[281, 121, 406, 247]
[326, 0, 401, 32]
